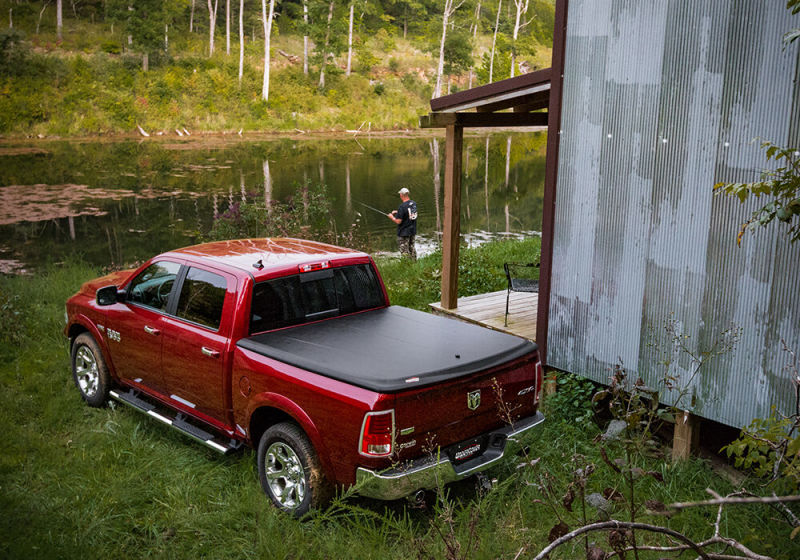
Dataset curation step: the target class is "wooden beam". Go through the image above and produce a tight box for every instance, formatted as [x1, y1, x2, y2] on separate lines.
[419, 112, 548, 129]
[537, 0, 569, 363]
[672, 411, 701, 462]
[441, 124, 463, 310]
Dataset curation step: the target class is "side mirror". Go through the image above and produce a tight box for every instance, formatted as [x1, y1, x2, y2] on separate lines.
[96, 285, 123, 306]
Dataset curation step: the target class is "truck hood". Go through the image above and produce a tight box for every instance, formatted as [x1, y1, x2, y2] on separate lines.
[238, 306, 537, 393]
[79, 269, 134, 297]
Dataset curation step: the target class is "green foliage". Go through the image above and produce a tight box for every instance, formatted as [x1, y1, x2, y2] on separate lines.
[476, 48, 511, 85]
[442, 31, 473, 76]
[544, 372, 596, 426]
[714, 140, 800, 244]
[207, 181, 335, 242]
[376, 237, 541, 311]
[0, 28, 30, 75]
[723, 343, 800, 493]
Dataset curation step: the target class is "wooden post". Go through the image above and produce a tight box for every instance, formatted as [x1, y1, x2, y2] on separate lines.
[672, 410, 700, 462]
[440, 124, 463, 310]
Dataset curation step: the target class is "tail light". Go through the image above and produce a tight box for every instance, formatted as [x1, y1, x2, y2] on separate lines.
[359, 410, 395, 457]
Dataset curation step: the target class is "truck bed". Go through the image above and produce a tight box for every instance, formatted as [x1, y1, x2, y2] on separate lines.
[237, 306, 536, 392]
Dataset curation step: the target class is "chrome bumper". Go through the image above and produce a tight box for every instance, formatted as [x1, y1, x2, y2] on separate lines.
[355, 411, 545, 501]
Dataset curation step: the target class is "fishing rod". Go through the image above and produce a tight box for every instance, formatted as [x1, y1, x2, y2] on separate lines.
[355, 200, 389, 217]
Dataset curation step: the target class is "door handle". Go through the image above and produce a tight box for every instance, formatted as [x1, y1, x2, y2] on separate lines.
[201, 347, 220, 358]
[143, 325, 160, 336]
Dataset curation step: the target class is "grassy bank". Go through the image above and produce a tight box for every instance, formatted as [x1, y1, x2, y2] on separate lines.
[1, 238, 796, 559]
[0, 2, 553, 138]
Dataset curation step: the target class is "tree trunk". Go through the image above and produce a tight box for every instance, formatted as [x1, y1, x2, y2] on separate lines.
[489, 0, 501, 83]
[143, 52, 149, 72]
[208, 0, 219, 56]
[472, 0, 481, 38]
[190, 0, 195, 32]
[303, 1, 309, 75]
[165, 24, 169, 52]
[56, 0, 62, 40]
[318, 0, 334, 89]
[511, 0, 529, 78]
[9, 8, 13, 29]
[36, 2, 50, 35]
[262, 0, 276, 101]
[238, 0, 244, 84]
[226, 0, 231, 55]
[433, 0, 457, 98]
[346, 3, 354, 76]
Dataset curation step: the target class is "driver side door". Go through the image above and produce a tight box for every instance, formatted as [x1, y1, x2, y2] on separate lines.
[105, 259, 182, 394]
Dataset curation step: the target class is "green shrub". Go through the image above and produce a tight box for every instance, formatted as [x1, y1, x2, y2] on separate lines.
[544, 372, 597, 426]
[0, 28, 30, 76]
[101, 40, 122, 54]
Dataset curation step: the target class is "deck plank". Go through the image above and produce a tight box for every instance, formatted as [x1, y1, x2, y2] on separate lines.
[429, 290, 538, 341]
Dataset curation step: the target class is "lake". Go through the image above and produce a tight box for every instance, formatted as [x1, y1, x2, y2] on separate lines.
[0, 131, 546, 274]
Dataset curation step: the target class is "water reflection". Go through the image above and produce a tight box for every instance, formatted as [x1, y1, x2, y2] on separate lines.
[0, 133, 546, 273]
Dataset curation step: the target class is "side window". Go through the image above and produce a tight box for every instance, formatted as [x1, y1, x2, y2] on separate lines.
[175, 267, 228, 330]
[127, 261, 181, 312]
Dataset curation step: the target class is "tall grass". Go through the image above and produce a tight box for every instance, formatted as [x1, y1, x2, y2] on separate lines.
[1, 243, 797, 559]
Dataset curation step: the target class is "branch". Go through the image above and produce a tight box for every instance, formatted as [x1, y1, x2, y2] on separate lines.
[531, 520, 711, 560]
[668, 493, 800, 511]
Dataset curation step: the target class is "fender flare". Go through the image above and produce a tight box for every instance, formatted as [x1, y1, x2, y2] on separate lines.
[246, 392, 335, 479]
[68, 316, 118, 379]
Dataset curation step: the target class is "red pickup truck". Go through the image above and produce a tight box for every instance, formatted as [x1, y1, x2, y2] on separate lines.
[65, 238, 544, 516]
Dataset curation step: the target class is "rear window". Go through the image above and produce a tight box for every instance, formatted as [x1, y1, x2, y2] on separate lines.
[250, 264, 384, 333]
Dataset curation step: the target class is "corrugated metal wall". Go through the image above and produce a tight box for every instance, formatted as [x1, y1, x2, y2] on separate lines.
[549, 0, 800, 428]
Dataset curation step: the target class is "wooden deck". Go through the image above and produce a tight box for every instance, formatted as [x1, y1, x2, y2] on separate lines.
[429, 290, 538, 342]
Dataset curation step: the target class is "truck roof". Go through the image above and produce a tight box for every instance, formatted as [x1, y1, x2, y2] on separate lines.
[163, 238, 370, 280]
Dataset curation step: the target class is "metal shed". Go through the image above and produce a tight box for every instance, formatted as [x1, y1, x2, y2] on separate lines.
[549, 0, 800, 430]
[424, 0, 800, 435]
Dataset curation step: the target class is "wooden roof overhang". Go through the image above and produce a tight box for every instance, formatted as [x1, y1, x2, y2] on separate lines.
[418, 69, 552, 313]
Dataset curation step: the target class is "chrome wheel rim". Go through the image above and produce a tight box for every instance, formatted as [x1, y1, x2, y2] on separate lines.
[264, 442, 306, 509]
[74, 345, 99, 397]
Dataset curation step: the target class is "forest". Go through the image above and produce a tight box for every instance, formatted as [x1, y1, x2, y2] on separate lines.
[0, 0, 555, 136]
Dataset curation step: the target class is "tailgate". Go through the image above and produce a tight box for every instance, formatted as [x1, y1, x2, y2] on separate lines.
[390, 351, 542, 464]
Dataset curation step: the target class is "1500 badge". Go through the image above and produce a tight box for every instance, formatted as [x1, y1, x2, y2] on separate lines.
[106, 328, 121, 342]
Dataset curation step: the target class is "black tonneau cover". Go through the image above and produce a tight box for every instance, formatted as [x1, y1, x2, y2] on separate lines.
[237, 306, 537, 393]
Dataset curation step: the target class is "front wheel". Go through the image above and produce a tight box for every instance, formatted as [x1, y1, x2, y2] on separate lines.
[257, 422, 332, 517]
[71, 332, 111, 407]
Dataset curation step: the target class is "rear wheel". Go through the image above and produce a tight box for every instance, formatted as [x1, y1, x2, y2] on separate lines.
[71, 332, 111, 407]
[257, 422, 332, 517]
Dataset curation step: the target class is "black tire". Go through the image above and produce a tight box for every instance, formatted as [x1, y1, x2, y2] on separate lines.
[71, 332, 111, 407]
[257, 422, 333, 517]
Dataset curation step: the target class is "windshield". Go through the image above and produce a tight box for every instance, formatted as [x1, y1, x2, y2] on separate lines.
[249, 264, 385, 334]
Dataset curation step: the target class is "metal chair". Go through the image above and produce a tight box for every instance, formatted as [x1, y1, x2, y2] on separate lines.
[503, 262, 539, 327]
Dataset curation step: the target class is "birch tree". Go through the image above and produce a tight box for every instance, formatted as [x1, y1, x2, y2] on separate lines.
[190, 0, 195, 32]
[433, 0, 464, 99]
[261, 0, 277, 101]
[346, 2, 354, 76]
[317, 0, 334, 89]
[226, 0, 231, 55]
[238, 0, 244, 84]
[57, 0, 63, 40]
[489, 0, 501, 82]
[207, 0, 219, 56]
[303, 0, 309, 75]
[510, 0, 529, 77]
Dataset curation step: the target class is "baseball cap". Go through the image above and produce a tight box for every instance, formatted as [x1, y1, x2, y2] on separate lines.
[398, 187, 410, 194]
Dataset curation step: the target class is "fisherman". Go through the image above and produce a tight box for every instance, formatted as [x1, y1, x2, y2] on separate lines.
[387, 187, 418, 260]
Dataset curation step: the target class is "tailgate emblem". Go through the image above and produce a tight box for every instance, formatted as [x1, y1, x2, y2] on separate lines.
[467, 390, 481, 411]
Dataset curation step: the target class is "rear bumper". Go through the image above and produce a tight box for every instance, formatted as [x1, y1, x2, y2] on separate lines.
[355, 411, 545, 500]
